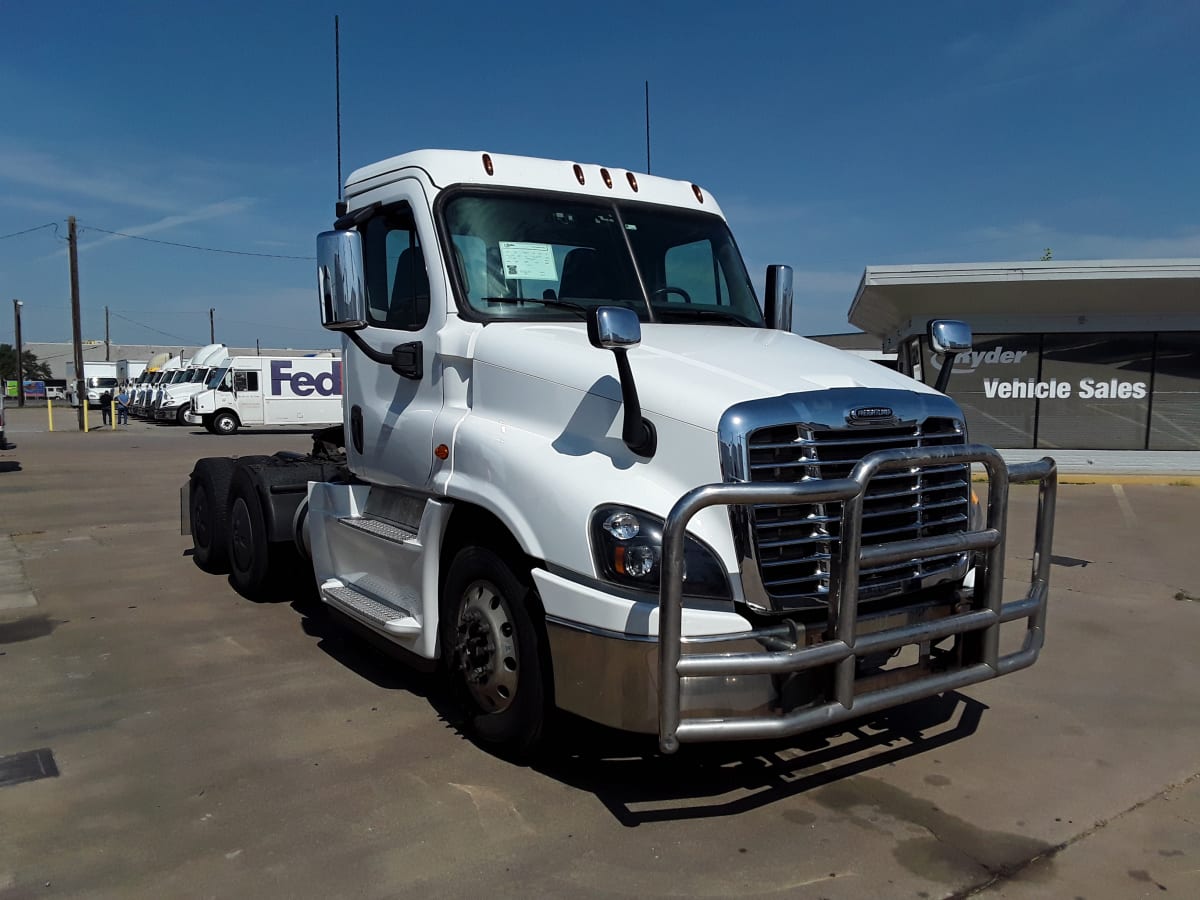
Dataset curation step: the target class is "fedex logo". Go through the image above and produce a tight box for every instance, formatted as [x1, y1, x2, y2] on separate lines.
[270, 360, 342, 397]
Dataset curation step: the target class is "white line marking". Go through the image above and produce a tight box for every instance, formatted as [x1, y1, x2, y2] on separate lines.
[1112, 484, 1138, 528]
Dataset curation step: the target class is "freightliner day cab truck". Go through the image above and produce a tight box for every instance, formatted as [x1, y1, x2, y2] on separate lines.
[154, 343, 229, 424]
[184, 150, 1057, 756]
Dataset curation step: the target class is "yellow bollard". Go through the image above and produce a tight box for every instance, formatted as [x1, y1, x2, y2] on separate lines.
[47, 397, 54, 432]
[83, 397, 89, 433]
[111, 400, 117, 431]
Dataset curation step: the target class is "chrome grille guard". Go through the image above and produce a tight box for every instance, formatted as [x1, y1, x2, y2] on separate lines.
[657, 445, 1057, 755]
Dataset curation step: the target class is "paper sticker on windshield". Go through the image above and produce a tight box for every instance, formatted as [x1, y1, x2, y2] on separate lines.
[498, 242, 558, 281]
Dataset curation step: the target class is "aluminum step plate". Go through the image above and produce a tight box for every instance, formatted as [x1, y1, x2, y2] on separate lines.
[338, 516, 418, 544]
[321, 581, 421, 636]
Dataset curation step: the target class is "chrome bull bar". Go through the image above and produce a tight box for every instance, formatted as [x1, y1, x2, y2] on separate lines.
[657, 445, 1057, 754]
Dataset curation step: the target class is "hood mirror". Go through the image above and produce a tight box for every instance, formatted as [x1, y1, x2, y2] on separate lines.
[927, 319, 973, 393]
[763, 265, 793, 332]
[587, 307, 655, 458]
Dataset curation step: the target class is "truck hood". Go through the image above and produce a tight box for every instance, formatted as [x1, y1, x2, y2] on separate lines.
[472, 322, 938, 432]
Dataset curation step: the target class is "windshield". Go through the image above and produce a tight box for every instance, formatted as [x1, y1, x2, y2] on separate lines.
[439, 190, 763, 326]
[87, 376, 118, 389]
[188, 368, 207, 383]
[205, 366, 230, 390]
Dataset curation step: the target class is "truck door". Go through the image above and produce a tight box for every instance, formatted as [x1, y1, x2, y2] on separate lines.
[347, 181, 443, 487]
[233, 368, 264, 424]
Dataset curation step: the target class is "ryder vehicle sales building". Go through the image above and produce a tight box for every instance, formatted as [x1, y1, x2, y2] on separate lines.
[846, 259, 1200, 451]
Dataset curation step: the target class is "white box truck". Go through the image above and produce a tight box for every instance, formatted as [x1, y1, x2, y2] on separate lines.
[186, 355, 342, 434]
[116, 359, 148, 387]
[185, 149, 1057, 758]
[66, 361, 119, 408]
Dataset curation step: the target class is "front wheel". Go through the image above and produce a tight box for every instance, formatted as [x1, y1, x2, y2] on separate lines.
[212, 411, 239, 435]
[440, 546, 551, 755]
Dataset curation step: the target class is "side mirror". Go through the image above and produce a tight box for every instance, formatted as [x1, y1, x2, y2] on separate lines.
[927, 319, 973, 393]
[586, 306, 641, 350]
[763, 265, 794, 332]
[586, 307, 655, 458]
[317, 230, 368, 331]
[928, 319, 973, 356]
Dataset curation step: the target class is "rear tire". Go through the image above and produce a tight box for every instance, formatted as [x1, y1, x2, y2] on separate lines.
[190, 458, 237, 573]
[213, 411, 239, 435]
[226, 467, 272, 597]
[440, 546, 551, 756]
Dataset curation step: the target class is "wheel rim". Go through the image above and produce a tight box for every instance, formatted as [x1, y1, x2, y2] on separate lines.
[192, 486, 210, 549]
[454, 579, 519, 713]
[217, 417, 234, 434]
[229, 497, 254, 573]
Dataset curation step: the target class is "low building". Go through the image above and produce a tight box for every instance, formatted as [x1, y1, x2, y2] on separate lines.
[845, 259, 1200, 451]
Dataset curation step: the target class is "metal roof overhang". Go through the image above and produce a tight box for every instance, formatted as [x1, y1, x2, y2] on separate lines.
[849, 259, 1200, 350]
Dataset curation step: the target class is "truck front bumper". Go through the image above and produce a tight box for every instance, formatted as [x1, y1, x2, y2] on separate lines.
[542, 446, 1057, 754]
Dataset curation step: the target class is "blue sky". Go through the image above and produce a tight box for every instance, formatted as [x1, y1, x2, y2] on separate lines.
[2, 0, 1197, 349]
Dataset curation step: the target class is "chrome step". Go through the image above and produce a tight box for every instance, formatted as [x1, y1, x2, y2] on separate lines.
[320, 580, 421, 636]
[338, 516, 418, 544]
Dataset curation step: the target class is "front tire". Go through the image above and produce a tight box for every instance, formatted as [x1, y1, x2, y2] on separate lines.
[213, 411, 239, 435]
[440, 546, 551, 755]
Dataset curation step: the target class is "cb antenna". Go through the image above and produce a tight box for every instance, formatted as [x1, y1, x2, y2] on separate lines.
[335, 15, 343, 200]
[644, 80, 651, 174]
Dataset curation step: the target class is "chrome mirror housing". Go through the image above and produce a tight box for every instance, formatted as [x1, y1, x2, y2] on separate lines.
[764, 265, 794, 332]
[317, 230, 367, 331]
[587, 306, 642, 350]
[928, 319, 973, 355]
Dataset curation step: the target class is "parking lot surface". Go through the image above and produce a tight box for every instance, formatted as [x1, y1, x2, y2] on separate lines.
[2, 407, 1198, 898]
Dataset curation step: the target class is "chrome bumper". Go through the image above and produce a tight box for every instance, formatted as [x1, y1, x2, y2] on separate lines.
[654, 445, 1057, 754]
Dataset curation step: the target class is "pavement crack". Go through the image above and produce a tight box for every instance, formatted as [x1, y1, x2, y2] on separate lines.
[950, 770, 1200, 898]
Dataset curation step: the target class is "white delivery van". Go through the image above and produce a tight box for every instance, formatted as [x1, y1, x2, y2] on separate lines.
[116, 359, 148, 387]
[187, 355, 342, 434]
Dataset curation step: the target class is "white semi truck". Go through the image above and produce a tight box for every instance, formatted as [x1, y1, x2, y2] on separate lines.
[153, 344, 229, 424]
[132, 353, 183, 418]
[184, 150, 1057, 756]
[185, 354, 342, 434]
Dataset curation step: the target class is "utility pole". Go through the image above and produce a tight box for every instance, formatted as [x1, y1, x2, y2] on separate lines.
[12, 299, 24, 408]
[105, 305, 111, 361]
[69, 216, 86, 431]
[209, 308, 215, 343]
[256, 338, 260, 356]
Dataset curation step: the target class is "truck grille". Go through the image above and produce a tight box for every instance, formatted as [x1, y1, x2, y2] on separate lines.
[745, 417, 970, 609]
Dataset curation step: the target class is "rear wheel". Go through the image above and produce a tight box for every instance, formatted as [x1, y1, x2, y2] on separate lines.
[440, 546, 551, 755]
[190, 458, 237, 573]
[213, 411, 239, 435]
[227, 468, 272, 597]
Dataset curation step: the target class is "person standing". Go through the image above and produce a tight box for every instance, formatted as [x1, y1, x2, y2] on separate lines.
[99, 389, 113, 426]
[116, 387, 130, 426]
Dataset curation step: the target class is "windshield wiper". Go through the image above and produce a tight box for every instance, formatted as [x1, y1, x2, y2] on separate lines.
[653, 308, 758, 327]
[481, 296, 587, 319]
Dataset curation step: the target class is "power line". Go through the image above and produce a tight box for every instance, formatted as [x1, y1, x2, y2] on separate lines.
[77, 224, 315, 260]
[0, 222, 60, 241]
[107, 310, 195, 344]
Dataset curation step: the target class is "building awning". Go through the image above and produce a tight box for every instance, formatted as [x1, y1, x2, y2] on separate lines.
[849, 258, 1200, 349]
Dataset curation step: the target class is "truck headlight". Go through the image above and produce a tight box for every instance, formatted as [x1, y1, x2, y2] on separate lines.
[590, 505, 731, 600]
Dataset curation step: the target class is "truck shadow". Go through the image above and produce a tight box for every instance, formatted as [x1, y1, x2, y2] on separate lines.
[532, 692, 987, 826]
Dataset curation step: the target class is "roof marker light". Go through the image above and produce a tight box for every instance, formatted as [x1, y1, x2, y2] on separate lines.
[600, 168, 613, 188]
[482, 153, 494, 176]
[691, 183, 704, 204]
[435, 444, 449, 460]
[573, 164, 586, 185]
[626, 172, 638, 192]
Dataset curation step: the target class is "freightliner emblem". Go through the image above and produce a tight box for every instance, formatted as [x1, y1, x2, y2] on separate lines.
[847, 406, 895, 424]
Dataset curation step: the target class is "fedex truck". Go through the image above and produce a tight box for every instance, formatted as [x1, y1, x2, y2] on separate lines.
[187, 355, 342, 434]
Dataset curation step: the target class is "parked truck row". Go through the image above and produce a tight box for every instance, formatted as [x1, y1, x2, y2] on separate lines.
[73, 346, 343, 434]
[184, 149, 1058, 758]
